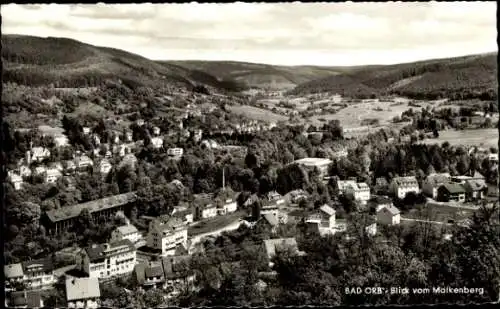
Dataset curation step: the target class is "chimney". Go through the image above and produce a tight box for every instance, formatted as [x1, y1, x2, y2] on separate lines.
[222, 167, 225, 190]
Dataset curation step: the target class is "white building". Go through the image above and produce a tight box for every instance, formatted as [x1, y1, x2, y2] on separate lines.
[377, 205, 401, 225]
[293, 158, 332, 178]
[151, 137, 164, 149]
[167, 148, 184, 157]
[111, 224, 141, 244]
[45, 168, 62, 184]
[8, 173, 23, 190]
[54, 135, 69, 147]
[217, 198, 238, 215]
[65, 277, 101, 309]
[336, 179, 357, 193]
[147, 217, 188, 256]
[75, 155, 93, 170]
[21, 258, 56, 289]
[97, 159, 112, 176]
[488, 153, 499, 163]
[26, 147, 51, 164]
[19, 165, 32, 178]
[82, 127, 91, 135]
[153, 127, 161, 136]
[422, 173, 451, 199]
[389, 176, 420, 199]
[77, 239, 137, 280]
[345, 182, 371, 205]
[125, 131, 133, 142]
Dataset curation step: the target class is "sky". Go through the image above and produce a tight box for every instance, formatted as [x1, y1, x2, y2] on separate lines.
[2, 2, 498, 66]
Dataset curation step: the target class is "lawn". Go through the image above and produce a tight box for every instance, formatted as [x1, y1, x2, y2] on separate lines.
[227, 104, 288, 123]
[188, 210, 246, 237]
[403, 203, 475, 223]
[309, 101, 432, 128]
[421, 129, 498, 148]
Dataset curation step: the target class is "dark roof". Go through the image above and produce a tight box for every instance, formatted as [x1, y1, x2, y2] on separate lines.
[145, 265, 164, 279]
[135, 264, 146, 284]
[22, 258, 54, 274]
[10, 291, 43, 308]
[370, 196, 393, 205]
[162, 256, 193, 280]
[440, 183, 466, 194]
[85, 239, 135, 262]
[45, 192, 137, 223]
[172, 209, 193, 218]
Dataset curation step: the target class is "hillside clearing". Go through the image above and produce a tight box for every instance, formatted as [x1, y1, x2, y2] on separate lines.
[421, 129, 498, 148]
[227, 104, 288, 123]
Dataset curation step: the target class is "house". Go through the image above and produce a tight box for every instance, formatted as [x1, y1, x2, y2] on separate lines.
[75, 155, 93, 170]
[422, 173, 451, 199]
[389, 176, 420, 199]
[369, 196, 394, 212]
[82, 127, 91, 135]
[119, 154, 138, 170]
[258, 213, 279, 233]
[63, 160, 76, 174]
[54, 135, 69, 147]
[136, 119, 145, 126]
[34, 166, 47, 176]
[77, 239, 137, 279]
[200, 139, 219, 149]
[292, 157, 332, 178]
[374, 177, 389, 194]
[153, 127, 161, 136]
[45, 168, 62, 184]
[463, 179, 488, 201]
[18, 165, 32, 178]
[8, 173, 23, 190]
[243, 194, 259, 207]
[287, 210, 311, 224]
[345, 182, 371, 205]
[285, 189, 308, 204]
[377, 205, 401, 225]
[162, 256, 195, 288]
[437, 183, 466, 203]
[195, 203, 218, 220]
[111, 224, 141, 244]
[336, 179, 357, 194]
[7, 290, 44, 308]
[365, 223, 377, 236]
[262, 238, 302, 267]
[97, 159, 112, 176]
[92, 134, 101, 146]
[172, 209, 194, 224]
[266, 191, 285, 205]
[41, 192, 138, 234]
[147, 217, 188, 256]
[488, 153, 499, 163]
[21, 258, 56, 289]
[65, 277, 100, 309]
[450, 171, 485, 184]
[167, 148, 184, 157]
[4, 263, 24, 291]
[135, 262, 165, 288]
[26, 147, 51, 164]
[150, 137, 164, 149]
[125, 131, 134, 142]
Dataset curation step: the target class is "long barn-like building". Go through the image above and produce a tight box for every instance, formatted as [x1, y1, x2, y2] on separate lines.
[41, 192, 137, 234]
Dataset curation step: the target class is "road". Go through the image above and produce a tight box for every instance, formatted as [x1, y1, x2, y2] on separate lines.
[401, 217, 452, 226]
[189, 219, 242, 246]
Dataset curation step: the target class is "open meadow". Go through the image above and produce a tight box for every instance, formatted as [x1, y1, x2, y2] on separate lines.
[227, 104, 289, 123]
[421, 129, 498, 148]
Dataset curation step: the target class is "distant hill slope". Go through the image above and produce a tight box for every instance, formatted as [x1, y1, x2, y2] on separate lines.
[160, 60, 358, 90]
[290, 53, 498, 100]
[1, 34, 244, 92]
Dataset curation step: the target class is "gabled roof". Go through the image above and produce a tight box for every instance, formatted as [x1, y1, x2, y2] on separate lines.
[378, 204, 400, 216]
[4, 263, 24, 278]
[116, 224, 138, 235]
[145, 264, 164, 279]
[22, 258, 54, 274]
[45, 192, 137, 223]
[10, 291, 43, 308]
[425, 173, 451, 185]
[319, 204, 336, 216]
[465, 179, 487, 191]
[393, 176, 418, 186]
[85, 239, 135, 262]
[262, 213, 279, 227]
[65, 277, 101, 302]
[440, 183, 466, 194]
[263, 238, 298, 259]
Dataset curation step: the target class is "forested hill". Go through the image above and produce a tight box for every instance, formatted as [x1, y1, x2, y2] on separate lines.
[290, 53, 498, 100]
[1, 34, 246, 92]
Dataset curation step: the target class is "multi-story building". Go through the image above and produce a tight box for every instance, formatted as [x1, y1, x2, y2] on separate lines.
[147, 217, 188, 256]
[195, 203, 218, 220]
[4, 263, 24, 292]
[45, 168, 62, 184]
[97, 159, 112, 176]
[167, 148, 184, 157]
[77, 239, 137, 279]
[21, 258, 56, 289]
[422, 173, 451, 199]
[437, 183, 466, 203]
[54, 135, 69, 147]
[345, 182, 371, 205]
[110, 224, 141, 244]
[377, 205, 401, 225]
[150, 137, 164, 149]
[26, 147, 51, 164]
[41, 192, 137, 234]
[463, 179, 488, 201]
[389, 176, 420, 199]
[8, 173, 23, 190]
[292, 158, 332, 178]
[75, 155, 93, 171]
[65, 277, 101, 309]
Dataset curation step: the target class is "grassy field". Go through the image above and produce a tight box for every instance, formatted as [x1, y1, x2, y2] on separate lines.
[188, 210, 246, 237]
[227, 104, 288, 123]
[421, 129, 498, 148]
[404, 203, 475, 223]
[309, 101, 432, 128]
[68, 101, 111, 118]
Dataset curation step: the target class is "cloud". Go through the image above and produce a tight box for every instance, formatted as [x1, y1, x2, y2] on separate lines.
[1, 2, 497, 66]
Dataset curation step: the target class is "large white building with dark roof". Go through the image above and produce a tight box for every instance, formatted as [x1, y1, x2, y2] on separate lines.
[77, 239, 137, 280]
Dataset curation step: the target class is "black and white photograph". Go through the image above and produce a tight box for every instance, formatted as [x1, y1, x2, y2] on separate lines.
[1, 2, 499, 307]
